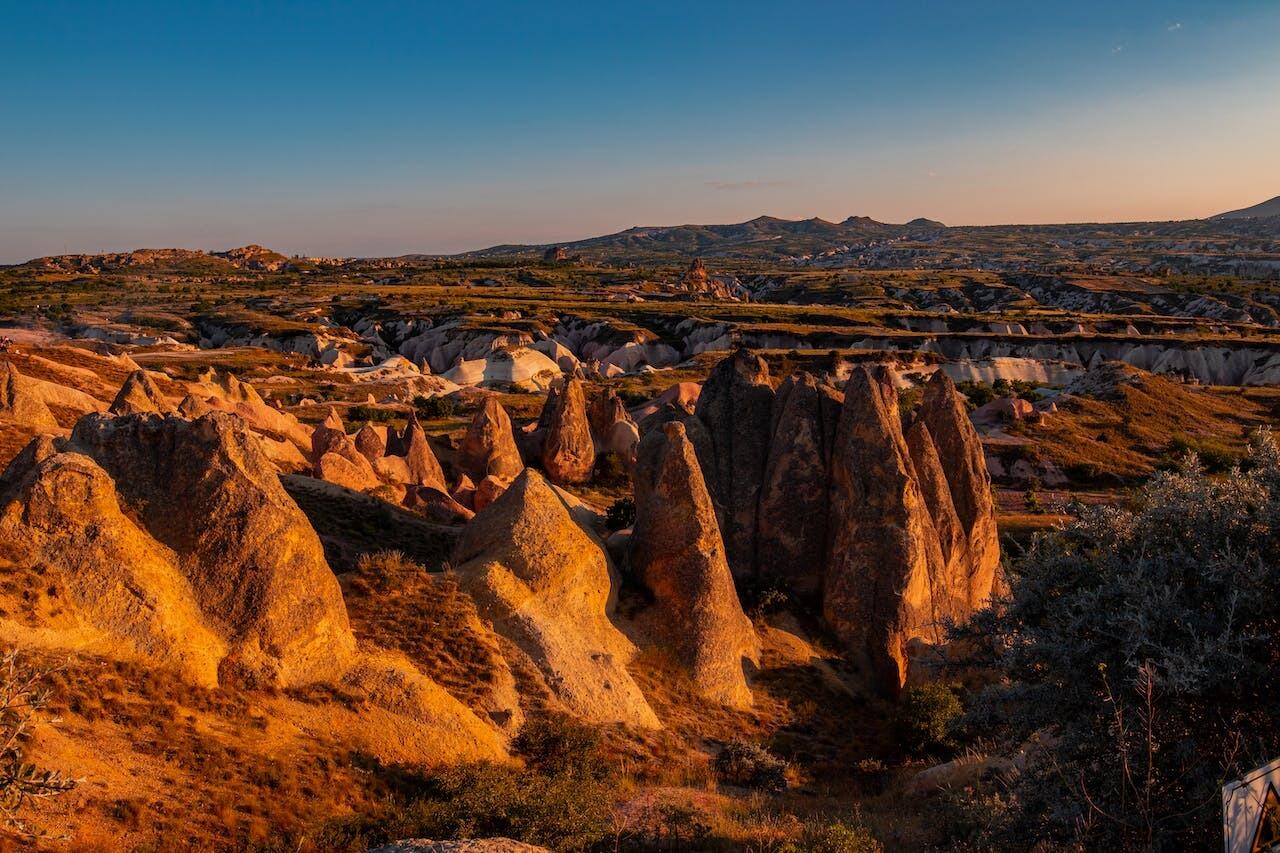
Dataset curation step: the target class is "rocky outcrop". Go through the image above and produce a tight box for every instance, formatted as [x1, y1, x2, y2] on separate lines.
[904, 421, 970, 618]
[540, 378, 595, 484]
[458, 397, 523, 484]
[0, 413, 502, 760]
[587, 388, 639, 461]
[823, 366, 947, 695]
[354, 423, 386, 462]
[919, 372, 1000, 610]
[0, 362, 58, 430]
[693, 349, 774, 578]
[632, 421, 758, 709]
[108, 369, 174, 415]
[311, 409, 381, 490]
[755, 372, 842, 598]
[391, 413, 447, 490]
[453, 469, 658, 728]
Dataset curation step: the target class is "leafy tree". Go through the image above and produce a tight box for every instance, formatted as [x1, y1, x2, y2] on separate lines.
[953, 433, 1280, 850]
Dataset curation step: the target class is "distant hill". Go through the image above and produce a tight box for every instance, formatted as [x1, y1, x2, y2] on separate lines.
[449, 210, 1280, 268]
[1211, 195, 1280, 220]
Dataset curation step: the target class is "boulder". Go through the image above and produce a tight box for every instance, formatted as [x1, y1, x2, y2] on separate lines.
[453, 470, 658, 728]
[458, 397, 523, 484]
[755, 372, 842, 598]
[472, 475, 509, 513]
[108, 369, 174, 416]
[632, 421, 758, 709]
[451, 474, 477, 510]
[919, 372, 1001, 610]
[824, 366, 947, 695]
[694, 349, 775, 579]
[540, 378, 595, 484]
[0, 362, 58, 430]
[354, 423, 386, 462]
[177, 393, 215, 419]
[587, 389, 633, 452]
[317, 451, 382, 492]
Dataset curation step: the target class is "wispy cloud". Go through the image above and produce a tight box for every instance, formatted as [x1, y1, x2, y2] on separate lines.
[1111, 44, 1125, 54]
[705, 179, 789, 192]
[1167, 21, 1183, 31]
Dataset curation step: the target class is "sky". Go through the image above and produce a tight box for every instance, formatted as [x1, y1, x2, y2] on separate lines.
[2, 1, 1279, 262]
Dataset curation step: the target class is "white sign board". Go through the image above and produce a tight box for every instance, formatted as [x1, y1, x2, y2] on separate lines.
[1224, 756, 1280, 853]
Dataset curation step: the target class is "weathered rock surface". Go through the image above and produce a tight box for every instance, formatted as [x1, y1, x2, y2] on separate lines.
[0, 362, 58, 430]
[824, 366, 947, 695]
[540, 378, 595, 484]
[632, 421, 758, 709]
[694, 349, 774, 579]
[905, 420, 970, 615]
[458, 397, 524, 484]
[354, 423, 386, 462]
[453, 469, 658, 728]
[311, 409, 381, 490]
[392, 413, 447, 490]
[755, 372, 842, 597]
[0, 413, 502, 760]
[108, 369, 174, 415]
[919, 371, 1001, 610]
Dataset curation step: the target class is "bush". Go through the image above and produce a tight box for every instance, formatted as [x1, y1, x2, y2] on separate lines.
[513, 713, 606, 780]
[896, 682, 962, 756]
[348, 404, 396, 423]
[0, 650, 77, 837]
[714, 739, 788, 792]
[413, 394, 455, 420]
[783, 817, 883, 853]
[605, 497, 636, 531]
[952, 429, 1280, 849]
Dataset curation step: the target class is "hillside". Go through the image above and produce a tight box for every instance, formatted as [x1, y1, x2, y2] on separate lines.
[1212, 195, 1280, 220]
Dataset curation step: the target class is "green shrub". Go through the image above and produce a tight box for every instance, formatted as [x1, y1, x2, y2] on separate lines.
[714, 739, 788, 792]
[896, 682, 962, 756]
[952, 431, 1280, 849]
[348, 404, 396, 423]
[781, 817, 883, 853]
[605, 497, 636, 531]
[413, 394, 455, 420]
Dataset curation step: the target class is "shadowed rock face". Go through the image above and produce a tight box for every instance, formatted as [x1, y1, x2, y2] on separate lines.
[311, 408, 380, 489]
[540, 378, 595, 484]
[919, 371, 1000, 610]
[395, 412, 448, 490]
[458, 397, 524, 484]
[905, 420, 971, 619]
[824, 366, 947, 695]
[354, 423, 386, 462]
[756, 372, 843, 598]
[693, 349, 775, 579]
[632, 420, 759, 709]
[453, 469, 658, 728]
[109, 369, 174, 416]
[0, 362, 58, 430]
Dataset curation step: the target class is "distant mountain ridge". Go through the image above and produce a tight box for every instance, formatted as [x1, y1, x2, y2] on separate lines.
[1211, 195, 1280, 220]
[447, 208, 1280, 266]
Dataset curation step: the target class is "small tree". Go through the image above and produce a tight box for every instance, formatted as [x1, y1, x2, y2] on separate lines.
[0, 650, 76, 838]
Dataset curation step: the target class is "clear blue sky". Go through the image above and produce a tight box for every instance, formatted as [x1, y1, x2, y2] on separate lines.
[2, 1, 1278, 261]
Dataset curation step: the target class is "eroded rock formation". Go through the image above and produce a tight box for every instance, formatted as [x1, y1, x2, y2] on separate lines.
[755, 372, 842, 597]
[0, 362, 58, 430]
[693, 348, 774, 578]
[632, 421, 758, 709]
[453, 469, 658, 728]
[458, 397, 523, 484]
[540, 378, 595, 484]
